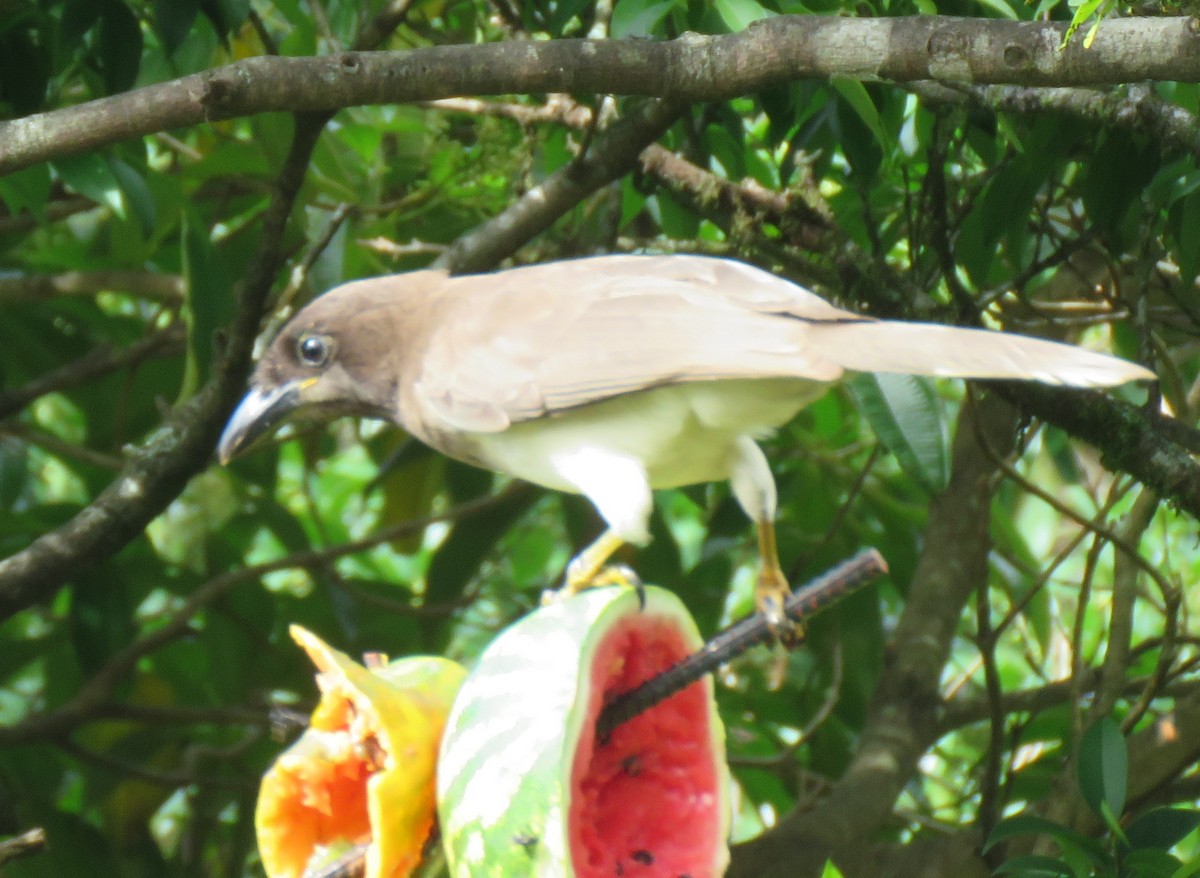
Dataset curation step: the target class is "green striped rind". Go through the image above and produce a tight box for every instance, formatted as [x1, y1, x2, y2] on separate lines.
[436, 586, 729, 877]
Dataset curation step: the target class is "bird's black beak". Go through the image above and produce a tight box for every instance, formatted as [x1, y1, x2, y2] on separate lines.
[217, 380, 308, 464]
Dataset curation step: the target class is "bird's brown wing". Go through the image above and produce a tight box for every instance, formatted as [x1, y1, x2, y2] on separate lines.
[412, 253, 1153, 434]
[412, 254, 852, 432]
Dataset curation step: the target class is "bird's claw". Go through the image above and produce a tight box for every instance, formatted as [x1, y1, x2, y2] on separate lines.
[757, 567, 803, 647]
[541, 563, 644, 607]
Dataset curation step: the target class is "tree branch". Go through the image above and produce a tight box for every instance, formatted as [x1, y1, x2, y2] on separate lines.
[928, 81, 1200, 162]
[0, 488, 520, 745]
[0, 117, 325, 622]
[433, 98, 685, 273]
[425, 94, 836, 264]
[0, 271, 184, 304]
[0, 197, 92, 235]
[0, 829, 47, 867]
[999, 383, 1200, 522]
[0, 326, 184, 421]
[3, 16, 1200, 174]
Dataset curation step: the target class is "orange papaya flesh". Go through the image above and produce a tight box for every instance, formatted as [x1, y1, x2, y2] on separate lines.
[255, 626, 466, 878]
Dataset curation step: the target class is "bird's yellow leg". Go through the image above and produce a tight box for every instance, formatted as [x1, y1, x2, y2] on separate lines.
[542, 529, 638, 606]
[756, 519, 802, 646]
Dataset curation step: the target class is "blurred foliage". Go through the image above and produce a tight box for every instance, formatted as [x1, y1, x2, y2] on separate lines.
[0, 1, 1198, 877]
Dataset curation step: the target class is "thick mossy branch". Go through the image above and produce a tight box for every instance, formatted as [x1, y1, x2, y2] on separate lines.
[1001, 383, 1200, 522]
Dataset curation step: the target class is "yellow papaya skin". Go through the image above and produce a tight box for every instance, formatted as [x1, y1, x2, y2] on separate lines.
[256, 626, 466, 878]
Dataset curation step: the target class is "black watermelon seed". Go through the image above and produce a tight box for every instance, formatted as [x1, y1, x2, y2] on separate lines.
[632, 849, 654, 865]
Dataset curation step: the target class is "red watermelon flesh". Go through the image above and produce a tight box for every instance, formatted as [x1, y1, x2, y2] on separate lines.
[570, 613, 723, 878]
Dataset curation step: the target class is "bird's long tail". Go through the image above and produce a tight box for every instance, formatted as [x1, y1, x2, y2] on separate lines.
[805, 321, 1154, 388]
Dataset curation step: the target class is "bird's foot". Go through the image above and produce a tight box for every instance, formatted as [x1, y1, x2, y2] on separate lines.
[541, 563, 644, 607]
[756, 563, 803, 647]
[757, 564, 803, 690]
[542, 529, 632, 606]
[588, 563, 643, 591]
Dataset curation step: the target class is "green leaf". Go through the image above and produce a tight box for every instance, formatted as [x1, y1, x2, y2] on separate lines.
[715, 0, 774, 31]
[108, 158, 157, 238]
[705, 122, 748, 179]
[985, 814, 1107, 864]
[154, 0, 199, 55]
[820, 859, 846, 878]
[98, 0, 144, 93]
[1171, 855, 1200, 878]
[178, 211, 233, 399]
[1146, 160, 1200, 208]
[60, 0, 103, 52]
[1080, 130, 1157, 249]
[1174, 191, 1200, 290]
[0, 163, 52, 220]
[1062, 0, 1110, 46]
[199, 0, 249, 40]
[1100, 799, 1129, 844]
[1125, 808, 1200, 852]
[620, 177, 647, 229]
[0, 25, 50, 114]
[652, 192, 701, 239]
[831, 76, 890, 155]
[53, 152, 126, 216]
[610, 0, 679, 38]
[424, 487, 541, 637]
[0, 438, 29, 511]
[973, 0, 1019, 17]
[1124, 848, 1184, 878]
[69, 563, 138, 668]
[850, 373, 949, 494]
[1078, 717, 1128, 821]
[980, 162, 1043, 263]
[993, 855, 1074, 877]
[545, 0, 592, 35]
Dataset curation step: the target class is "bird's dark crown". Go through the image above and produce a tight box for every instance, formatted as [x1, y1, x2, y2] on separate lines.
[251, 289, 404, 421]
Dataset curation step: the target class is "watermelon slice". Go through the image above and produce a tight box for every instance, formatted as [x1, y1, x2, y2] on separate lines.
[437, 586, 730, 877]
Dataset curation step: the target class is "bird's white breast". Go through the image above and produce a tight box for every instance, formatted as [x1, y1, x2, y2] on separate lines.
[465, 377, 827, 493]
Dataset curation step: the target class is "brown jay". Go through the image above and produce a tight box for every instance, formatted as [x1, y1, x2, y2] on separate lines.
[218, 254, 1154, 626]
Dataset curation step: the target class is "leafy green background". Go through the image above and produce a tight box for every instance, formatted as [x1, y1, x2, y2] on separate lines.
[0, 1, 1198, 877]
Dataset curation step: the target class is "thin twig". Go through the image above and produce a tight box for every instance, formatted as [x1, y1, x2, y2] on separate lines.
[1093, 488, 1163, 720]
[595, 549, 887, 740]
[0, 326, 184, 421]
[0, 270, 184, 303]
[1122, 569, 1182, 733]
[974, 577, 1005, 845]
[0, 422, 126, 470]
[0, 197, 92, 235]
[0, 828, 47, 866]
[55, 736, 257, 791]
[0, 487, 524, 745]
[972, 405, 1176, 603]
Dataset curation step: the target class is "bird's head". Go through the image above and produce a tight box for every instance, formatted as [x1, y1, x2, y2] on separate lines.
[217, 277, 424, 463]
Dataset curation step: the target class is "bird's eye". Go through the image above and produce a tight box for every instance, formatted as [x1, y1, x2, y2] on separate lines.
[297, 334, 330, 367]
